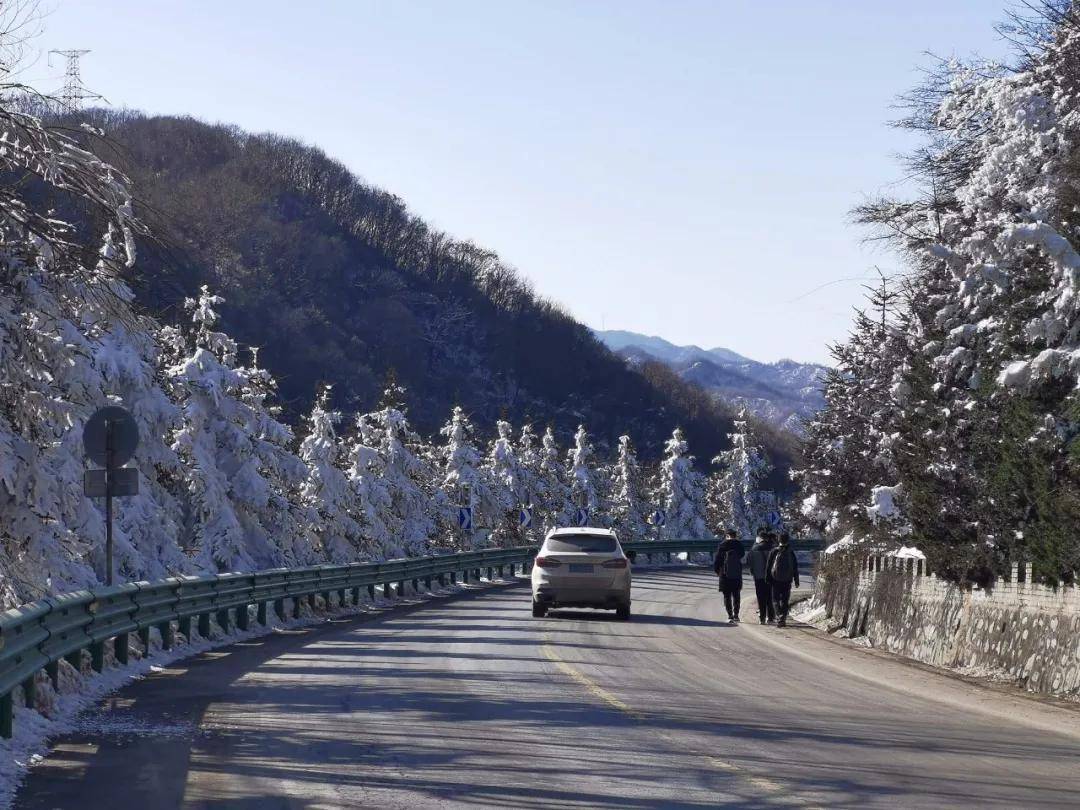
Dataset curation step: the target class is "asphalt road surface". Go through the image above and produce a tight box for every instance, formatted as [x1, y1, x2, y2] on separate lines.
[15, 568, 1080, 809]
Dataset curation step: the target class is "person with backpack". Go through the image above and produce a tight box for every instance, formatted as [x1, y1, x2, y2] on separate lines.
[766, 532, 800, 627]
[713, 529, 745, 624]
[747, 530, 776, 625]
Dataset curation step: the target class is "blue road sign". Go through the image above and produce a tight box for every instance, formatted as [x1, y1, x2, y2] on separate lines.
[457, 506, 473, 531]
[574, 508, 589, 526]
[767, 510, 783, 529]
[519, 507, 532, 529]
[650, 509, 667, 527]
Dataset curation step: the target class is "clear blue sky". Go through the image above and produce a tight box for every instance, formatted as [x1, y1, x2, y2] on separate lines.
[31, 1, 1012, 364]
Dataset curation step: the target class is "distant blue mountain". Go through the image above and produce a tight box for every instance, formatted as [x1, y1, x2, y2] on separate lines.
[594, 330, 826, 432]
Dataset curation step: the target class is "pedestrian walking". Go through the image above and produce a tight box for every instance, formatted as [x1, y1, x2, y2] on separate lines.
[747, 530, 776, 625]
[713, 529, 745, 624]
[766, 532, 800, 627]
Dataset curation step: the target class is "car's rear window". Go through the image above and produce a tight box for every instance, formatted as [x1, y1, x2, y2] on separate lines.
[545, 535, 618, 553]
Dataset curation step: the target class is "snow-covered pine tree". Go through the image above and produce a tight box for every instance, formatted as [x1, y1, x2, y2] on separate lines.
[298, 385, 364, 563]
[347, 414, 394, 559]
[709, 410, 776, 538]
[356, 380, 437, 557]
[656, 428, 712, 540]
[536, 426, 573, 532]
[236, 348, 321, 567]
[566, 425, 599, 524]
[609, 435, 649, 540]
[437, 406, 501, 548]
[514, 423, 548, 542]
[484, 419, 525, 545]
[795, 277, 914, 550]
[169, 286, 313, 571]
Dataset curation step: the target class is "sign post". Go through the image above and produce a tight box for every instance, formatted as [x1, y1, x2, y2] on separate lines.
[83, 406, 139, 586]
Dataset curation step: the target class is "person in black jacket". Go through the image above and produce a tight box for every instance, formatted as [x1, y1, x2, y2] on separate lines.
[746, 531, 776, 625]
[713, 529, 745, 624]
[766, 532, 800, 627]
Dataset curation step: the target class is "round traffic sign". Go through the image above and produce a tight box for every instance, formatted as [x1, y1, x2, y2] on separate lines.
[83, 406, 139, 468]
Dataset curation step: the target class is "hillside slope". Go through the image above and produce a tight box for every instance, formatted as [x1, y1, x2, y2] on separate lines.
[71, 111, 796, 471]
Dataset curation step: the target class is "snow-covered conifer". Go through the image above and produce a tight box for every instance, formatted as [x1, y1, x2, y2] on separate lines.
[357, 383, 437, 557]
[298, 385, 364, 563]
[566, 425, 599, 523]
[609, 435, 649, 539]
[655, 428, 712, 540]
[711, 410, 777, 538]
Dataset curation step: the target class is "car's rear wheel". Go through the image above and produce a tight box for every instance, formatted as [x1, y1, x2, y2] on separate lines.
[532, 601, 548, 618]
[616, 604, 631, 621]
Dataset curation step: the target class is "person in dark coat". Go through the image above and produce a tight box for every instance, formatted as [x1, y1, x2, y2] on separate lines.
[747, 531, 776, 625]
[766, 532, 800, 627]
[713, 529, 745, 624]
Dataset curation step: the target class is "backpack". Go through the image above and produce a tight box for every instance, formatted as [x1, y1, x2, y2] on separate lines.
[721, 544, 743, 579]
[770, 547, 795, 581]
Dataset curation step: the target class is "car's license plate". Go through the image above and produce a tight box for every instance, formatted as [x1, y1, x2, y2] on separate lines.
[569, 564, 593, 573]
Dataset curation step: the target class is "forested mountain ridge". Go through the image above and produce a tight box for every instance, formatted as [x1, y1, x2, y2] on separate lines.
[596, 329, 826, 432]
[70, 110, 796, 471]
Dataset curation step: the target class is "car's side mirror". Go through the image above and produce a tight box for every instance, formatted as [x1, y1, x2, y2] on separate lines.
[626, 550, 637, 563]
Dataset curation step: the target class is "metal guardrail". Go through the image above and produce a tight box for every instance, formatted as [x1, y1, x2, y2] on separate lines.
[0, 537, 823, 738]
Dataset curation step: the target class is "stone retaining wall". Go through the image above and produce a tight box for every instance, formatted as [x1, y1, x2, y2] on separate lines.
[815, 556, 1080, 698]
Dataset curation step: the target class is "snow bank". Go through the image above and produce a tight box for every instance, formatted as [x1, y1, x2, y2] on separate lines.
[888, 545, 926, 560]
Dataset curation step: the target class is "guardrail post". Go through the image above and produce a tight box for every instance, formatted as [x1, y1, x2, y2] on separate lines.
[412, 578, 419, 593]
[198, 612, 211, 638]
[474, 567, 481, 581]
[321, 590, 331, 609]
[115, 632, 130, 665]
[351, 587, 360, 605]
[450, 571, 457, 585]
[160, 621, 174, 650]
[179, 615, 192, 640]
[237, 604, 250, 631]
[274, 598, 286, 621]
[138, 626, 150, 650]
[383, 582, 392, 599]
[258, 601, 268, 625]
[367, 585, 375, 601]
[90, 641, 104, 673]
[45, 660, 59, 690]
[487, 566, 493, 581]
[397, 581, 406, 598]
[292, 597, 301, 619]
[0, 692, 11, 739]
[509, 563, 516, 577]
[498, 565, 505, 578]
[338, 588, 347, 608]
[461, 568, 468, 584]
[307, 593, 317, 610]
[424, 576, 432, 591]
[216, 608, 231, 634]
[439, 573, 446, 587]
[65, 650, 82, 672]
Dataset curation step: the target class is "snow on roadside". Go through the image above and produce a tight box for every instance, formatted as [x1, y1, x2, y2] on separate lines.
[0, 575, 514, 809]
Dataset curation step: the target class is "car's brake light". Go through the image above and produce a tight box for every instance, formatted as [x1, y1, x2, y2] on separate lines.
[535, 556, 562, 569]
[602, 558, 628, 569]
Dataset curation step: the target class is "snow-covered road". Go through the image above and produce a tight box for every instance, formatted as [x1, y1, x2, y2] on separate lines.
[14, 569, 1080, 809]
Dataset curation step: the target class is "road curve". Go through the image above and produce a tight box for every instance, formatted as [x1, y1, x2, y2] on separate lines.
[15, 569, 1080, 809]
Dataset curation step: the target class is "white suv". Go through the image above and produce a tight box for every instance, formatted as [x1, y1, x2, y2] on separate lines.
[531, 528, 632, 620]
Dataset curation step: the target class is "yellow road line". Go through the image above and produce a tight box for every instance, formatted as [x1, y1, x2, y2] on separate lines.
[541, 634, 823, 809]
